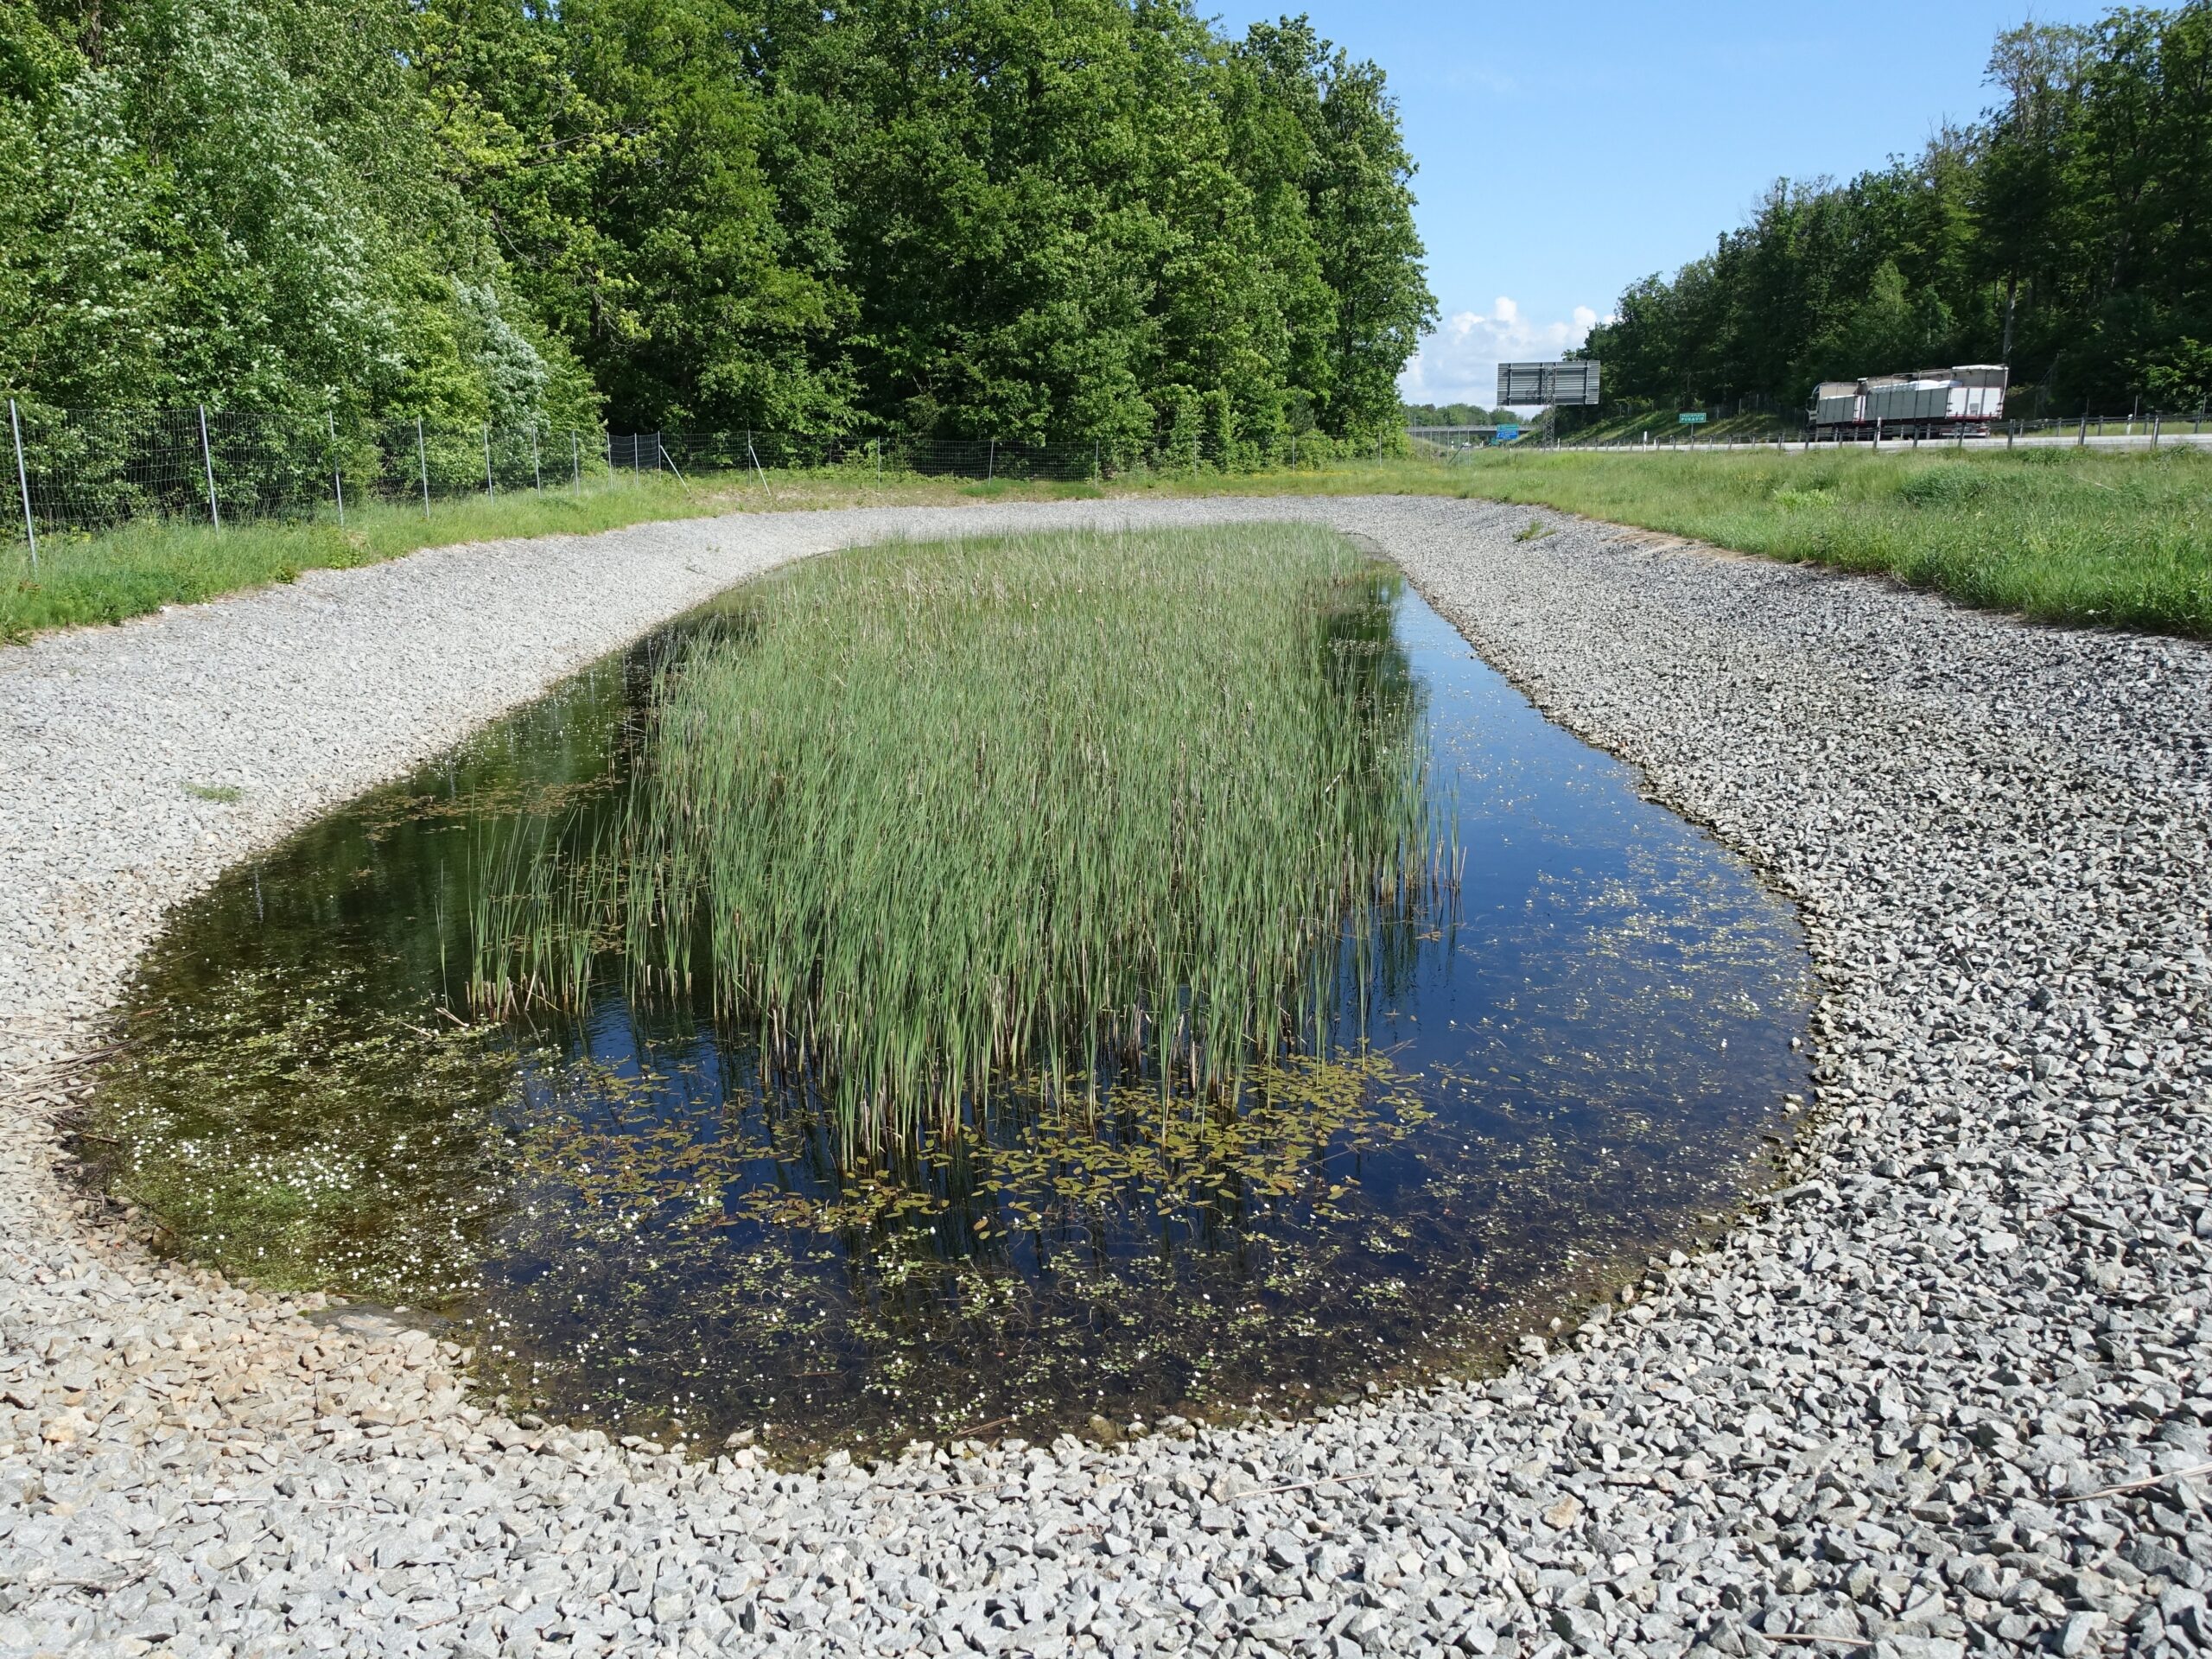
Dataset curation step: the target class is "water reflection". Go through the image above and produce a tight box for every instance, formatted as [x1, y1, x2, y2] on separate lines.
[91, 573, 1809, 1453]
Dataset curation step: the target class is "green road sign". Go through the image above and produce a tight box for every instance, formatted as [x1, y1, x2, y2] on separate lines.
[1678, 411, 1707, 424]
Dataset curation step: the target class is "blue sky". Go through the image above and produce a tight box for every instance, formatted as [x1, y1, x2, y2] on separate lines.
[1211, 1, 2116, 408]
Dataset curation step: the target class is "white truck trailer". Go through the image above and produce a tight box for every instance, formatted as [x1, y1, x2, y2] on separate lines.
[1809, 365, 2008, 438]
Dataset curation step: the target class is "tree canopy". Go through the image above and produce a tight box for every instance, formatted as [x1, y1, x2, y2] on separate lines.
[0, 0, 1433, 450]
[1579, 3, 2212, 419]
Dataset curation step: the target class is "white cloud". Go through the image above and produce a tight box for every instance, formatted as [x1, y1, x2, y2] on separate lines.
[1398, 299, 1603, 410]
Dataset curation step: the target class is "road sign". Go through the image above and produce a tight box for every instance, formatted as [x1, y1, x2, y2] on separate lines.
[1678, 411, 1707, 424]
[1495, 424, 1519, 442]
[1497, 361, 1601, 407]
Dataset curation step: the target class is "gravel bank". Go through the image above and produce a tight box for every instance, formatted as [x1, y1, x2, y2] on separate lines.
[2, 498, 2208, 1659]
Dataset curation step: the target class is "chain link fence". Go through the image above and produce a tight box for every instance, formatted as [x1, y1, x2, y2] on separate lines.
[1, 402, 626, 563]
[4, 403, 1364, 563]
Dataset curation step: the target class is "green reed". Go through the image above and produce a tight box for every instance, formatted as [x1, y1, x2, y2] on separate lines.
[470, 525, 1446, 1143]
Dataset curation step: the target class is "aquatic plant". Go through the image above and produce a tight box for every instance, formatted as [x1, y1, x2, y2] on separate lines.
[470, 525, 1452, 1141]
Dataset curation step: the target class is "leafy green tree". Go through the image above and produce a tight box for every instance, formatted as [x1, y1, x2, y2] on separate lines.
[0, 0, 590, 429]
[2, 0, 1433, 454]
[1583, 3, 2212, 420]
[418, 0, 853, 432]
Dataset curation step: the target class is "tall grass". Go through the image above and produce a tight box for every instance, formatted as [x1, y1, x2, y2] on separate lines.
[1432, 443, 2212, 637]
[469, 525, 1449, 1145]
[12, 442, 2209, 646]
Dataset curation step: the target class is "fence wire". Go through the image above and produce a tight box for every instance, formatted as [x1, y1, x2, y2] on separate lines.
[0, 404, 1368, 550]
[11, 398, 2205, 551]
[1, 404, 623, 546]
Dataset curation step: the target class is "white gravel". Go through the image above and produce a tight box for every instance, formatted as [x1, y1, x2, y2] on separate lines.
[2, 497, 2208, 1659]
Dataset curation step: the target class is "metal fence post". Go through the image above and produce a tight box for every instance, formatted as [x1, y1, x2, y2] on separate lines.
[198, 404, 221, 531]
[416, 419, 431, 518]
[531, 426, 543, 492]
[483, 425, 495, 498]
[9, 398, 35, 571]
[1093, 439, 1100, 481]
[874, 436, 881, 489]
[987, 438, 995, 482]
[327, 412, 346, 526]
[571, 432, 581, 493]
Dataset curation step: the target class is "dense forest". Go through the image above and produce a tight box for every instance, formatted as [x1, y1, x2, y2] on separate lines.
[1579, 4, 2212, 422]
[0, 0, 1433, 454]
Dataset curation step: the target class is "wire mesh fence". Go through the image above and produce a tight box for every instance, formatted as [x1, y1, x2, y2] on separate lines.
[8, 406, 335, 536]
[1, 402, 627, 557]
[653, 429, 1107, 484]
[1, 401, 1373, 559]
[12, 393, 2206, 557]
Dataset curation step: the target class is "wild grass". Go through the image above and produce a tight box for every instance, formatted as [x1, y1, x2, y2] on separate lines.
[469, 525, 1448, 1146]
[0, 468, 1104, 642]
[1428, 443, 2212, 637]
[13, 441, 2204, 646]
[1, 479, 702, 641]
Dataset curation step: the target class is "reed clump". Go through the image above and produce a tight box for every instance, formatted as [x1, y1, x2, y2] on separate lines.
[471, 525, 1449, 1142]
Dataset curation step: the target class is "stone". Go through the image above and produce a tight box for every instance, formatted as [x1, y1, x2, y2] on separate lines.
[5, 497, 2210, 1659]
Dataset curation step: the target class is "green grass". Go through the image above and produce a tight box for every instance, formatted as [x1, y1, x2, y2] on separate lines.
[1547, 407, 1800, 446]
[1432, 443, 2212, 637]
[2, 480, 710, 642]
[10, 440, 2209, 645]
[0, 468, 1158, 643]
[469, 525, 1444, 1145]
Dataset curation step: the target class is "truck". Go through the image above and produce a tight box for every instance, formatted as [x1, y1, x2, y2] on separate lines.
[1808, 364, 2008, 439]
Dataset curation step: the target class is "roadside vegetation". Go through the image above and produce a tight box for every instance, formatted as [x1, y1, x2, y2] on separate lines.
[1537, 409, 1801, 446]
[0, 470, 1110, 642]
[1440, 444, 2212, 638]
[8, 442, 2209, 644]
[1574, 10, 2212, 426]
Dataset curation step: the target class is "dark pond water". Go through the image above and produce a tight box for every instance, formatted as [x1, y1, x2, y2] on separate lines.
[90, 567, 1810, 1457]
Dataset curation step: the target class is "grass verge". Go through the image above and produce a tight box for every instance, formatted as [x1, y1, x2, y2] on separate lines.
[7, 442, 2209, 643]
[1429, 444, 2212, 638]
[0, 470, 1113, 643]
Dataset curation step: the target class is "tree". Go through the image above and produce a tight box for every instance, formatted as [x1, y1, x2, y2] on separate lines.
[2, 0, 1435, 453]
[1580, 3, 2212, 420]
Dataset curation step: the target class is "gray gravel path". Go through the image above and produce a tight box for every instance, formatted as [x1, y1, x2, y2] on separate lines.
[2, 498, 2208, 1659]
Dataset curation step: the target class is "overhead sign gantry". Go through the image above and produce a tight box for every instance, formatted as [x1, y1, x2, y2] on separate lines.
[1497, 360, 1601, 407]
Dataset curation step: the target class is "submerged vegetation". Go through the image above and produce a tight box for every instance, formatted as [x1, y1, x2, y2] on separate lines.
[470, 526, 1452, 1141]
[86, 550, 1811, 1446]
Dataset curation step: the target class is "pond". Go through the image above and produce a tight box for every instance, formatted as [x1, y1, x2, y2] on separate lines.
[86, 530, 1810, 1458]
